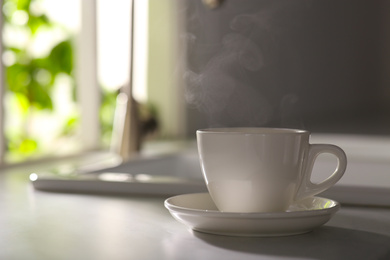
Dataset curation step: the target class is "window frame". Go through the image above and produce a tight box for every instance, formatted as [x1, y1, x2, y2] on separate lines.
[76, 0, 101, 151]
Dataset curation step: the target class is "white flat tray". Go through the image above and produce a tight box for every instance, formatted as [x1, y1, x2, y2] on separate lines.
[30, 152, 208, 196]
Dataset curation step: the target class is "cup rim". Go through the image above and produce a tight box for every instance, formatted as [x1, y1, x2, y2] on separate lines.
[196, 127, 309, 135]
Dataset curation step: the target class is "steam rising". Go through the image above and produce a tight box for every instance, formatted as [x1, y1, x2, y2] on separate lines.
[184, 1, 307, 128]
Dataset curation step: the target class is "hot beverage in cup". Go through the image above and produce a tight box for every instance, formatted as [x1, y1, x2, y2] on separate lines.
[196, 128, 347, 213]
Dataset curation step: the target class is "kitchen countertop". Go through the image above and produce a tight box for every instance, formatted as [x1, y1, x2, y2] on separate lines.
[1, 153, 390, 260]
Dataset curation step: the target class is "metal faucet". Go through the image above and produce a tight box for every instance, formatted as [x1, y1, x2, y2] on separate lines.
[110, 90, 140, 160]
[111, 91, 158, 161]
[110, 0, 158, 160]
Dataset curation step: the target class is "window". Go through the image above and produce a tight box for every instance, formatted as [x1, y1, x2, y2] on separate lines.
[0, 0, 186, 166]
[0, 0, 129, 165]
[1, 0, 83, 164]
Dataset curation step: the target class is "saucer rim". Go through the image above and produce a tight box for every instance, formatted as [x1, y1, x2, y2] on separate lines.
[164, 192, 340, 219]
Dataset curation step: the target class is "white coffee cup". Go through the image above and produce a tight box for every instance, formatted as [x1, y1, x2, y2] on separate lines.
[196, 127, 347, 213]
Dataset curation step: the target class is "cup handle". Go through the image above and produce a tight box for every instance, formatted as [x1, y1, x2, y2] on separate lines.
[295, 144, 347, 201]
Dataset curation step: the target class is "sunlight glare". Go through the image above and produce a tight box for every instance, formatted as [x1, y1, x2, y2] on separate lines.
[97, 0, 131, 91]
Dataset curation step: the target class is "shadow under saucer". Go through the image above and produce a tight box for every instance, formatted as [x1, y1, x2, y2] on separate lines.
[192, 226, 390, 260]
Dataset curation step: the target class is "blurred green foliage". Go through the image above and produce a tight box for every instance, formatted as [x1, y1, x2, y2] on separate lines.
[3, 0, 76, 159]
[99, 89, 118, 146]
[3, 0, 119, 162]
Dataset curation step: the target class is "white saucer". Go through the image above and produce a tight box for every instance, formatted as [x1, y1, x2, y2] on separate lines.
[164, 193, 340, 237]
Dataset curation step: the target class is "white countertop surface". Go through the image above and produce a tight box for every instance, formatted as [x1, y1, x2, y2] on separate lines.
[1, 135, 390, 260]
[1, 165, 389, 259]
